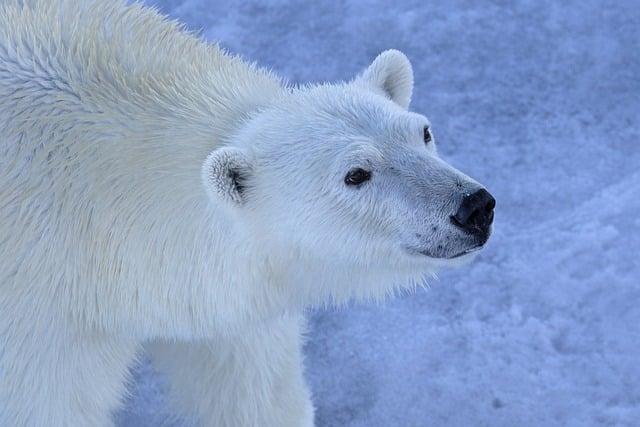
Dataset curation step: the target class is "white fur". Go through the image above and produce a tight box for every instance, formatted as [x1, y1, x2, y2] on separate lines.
[0, 1, 489, 425]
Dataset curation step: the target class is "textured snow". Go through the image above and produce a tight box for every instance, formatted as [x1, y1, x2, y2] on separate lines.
[117, 1, 640, 426]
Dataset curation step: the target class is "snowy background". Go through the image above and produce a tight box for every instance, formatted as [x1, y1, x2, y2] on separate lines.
[118, 1, 640, 426]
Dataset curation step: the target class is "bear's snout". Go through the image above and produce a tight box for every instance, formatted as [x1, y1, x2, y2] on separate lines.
[450, 188, 495, 243]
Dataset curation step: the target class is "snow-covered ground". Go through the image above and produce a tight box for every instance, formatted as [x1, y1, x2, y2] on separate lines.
[118, 1, 640, 426]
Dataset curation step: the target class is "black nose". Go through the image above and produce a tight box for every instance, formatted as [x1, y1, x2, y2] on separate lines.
[451, 188, 495, 239]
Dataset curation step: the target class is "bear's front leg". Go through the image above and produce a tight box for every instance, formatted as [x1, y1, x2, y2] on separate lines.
[148, 313, 314, 427]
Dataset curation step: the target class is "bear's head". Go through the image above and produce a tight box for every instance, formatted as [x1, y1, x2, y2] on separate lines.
[202, 50, 495, 302]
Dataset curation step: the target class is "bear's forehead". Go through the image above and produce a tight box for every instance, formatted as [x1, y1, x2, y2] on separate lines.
[325, 109, 429, 147]
[301, 88, 430, 140]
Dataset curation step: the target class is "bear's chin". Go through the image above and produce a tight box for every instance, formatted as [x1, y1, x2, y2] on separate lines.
[404, 245, 484, 269]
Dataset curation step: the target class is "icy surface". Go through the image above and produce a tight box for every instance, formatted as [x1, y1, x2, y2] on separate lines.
[118, 1, 640, 425]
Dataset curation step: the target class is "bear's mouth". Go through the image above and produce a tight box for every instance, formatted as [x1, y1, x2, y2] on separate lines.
[448, 245, 483, 258]
[405, 245, 483, 259]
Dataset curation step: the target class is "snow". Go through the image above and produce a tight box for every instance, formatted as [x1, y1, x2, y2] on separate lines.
[117, 1, 640, 425]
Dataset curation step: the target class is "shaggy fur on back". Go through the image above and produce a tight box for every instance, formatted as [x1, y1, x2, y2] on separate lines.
[0, 0, 288, 339]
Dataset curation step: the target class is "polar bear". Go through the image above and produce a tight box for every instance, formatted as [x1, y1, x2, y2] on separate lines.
[0, 0, 495, 426]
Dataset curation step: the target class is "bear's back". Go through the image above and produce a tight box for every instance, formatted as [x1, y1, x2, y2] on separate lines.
[0, 0, 282, 299]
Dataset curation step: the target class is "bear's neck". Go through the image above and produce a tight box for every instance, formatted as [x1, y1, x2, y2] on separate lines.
[68, 38, 290, 336]
[97, 67, 290, 337]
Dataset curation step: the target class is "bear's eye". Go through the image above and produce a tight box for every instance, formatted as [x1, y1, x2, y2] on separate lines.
[344, 168, 371, 186]
[423, 126, 432, 144]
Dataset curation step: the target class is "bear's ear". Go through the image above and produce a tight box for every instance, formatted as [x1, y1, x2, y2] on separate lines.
[355, 49, 414, 110]
[202, 146, 254, 207]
